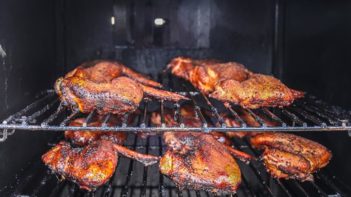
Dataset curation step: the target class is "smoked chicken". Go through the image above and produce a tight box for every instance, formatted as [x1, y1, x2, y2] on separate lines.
[250, 132, 332, 181]
[160, 132, 247, 193]
[55, 60, 188, 115]
[151, 106, 253, 193]
[42, 139, 159, 191]
[167, 57, 304, 109]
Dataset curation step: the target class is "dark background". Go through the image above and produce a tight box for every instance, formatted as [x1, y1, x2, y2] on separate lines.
[0, 0, 350, 189]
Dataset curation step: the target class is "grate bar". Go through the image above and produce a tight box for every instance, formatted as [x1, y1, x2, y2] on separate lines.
[83, 110, 96, 127]
[199, 92, 226, 128]
[280, 109, 307, 126]
[120, 136, 138, 197]
[261, 108, 287, 127]
[289, 105, 327, 126]
[224, 103, 247, 127]
[2, 93, 54, 124]
[102, 113, 112, 127]
[26, 99, 59, 124]
[187, 92, 208, 129]
[41, 102, 65, 126]
[60, 110, 80, 126]
[244, 109, 267, 127]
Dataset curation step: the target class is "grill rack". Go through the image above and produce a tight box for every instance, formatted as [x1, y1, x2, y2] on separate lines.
[0, 85, 350, 141]
[1, 134, 350, 197]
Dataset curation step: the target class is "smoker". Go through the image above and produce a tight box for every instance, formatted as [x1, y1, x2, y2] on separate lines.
[0, 0, 350, 196]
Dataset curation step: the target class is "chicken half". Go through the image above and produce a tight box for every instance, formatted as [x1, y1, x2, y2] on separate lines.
[167, 57, 304, 109]
[250, 132, 332, 181]
[55, 60, 188, 115]
[42, 139, 159, 191]
[150, 105, 253, 193]
[160, 132, 244, 193]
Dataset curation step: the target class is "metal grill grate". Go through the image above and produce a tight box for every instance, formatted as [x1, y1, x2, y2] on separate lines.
[1, 134, 350, 197]
[0, 86, 350, 138]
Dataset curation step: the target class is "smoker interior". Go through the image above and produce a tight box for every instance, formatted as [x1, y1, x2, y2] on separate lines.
[0, 0, 351, 196]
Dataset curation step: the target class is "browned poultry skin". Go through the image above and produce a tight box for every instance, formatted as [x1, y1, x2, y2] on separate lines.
[168, 57, 304, 109]
[55, 60, 188, 115]
[250, 132, 332, 181]
[210, 74, 304, 109]
[160, 132, 242, 193]
[42, 140, 118, 191]
[65, 118, 127, 146]
[42, 139, 159, 191]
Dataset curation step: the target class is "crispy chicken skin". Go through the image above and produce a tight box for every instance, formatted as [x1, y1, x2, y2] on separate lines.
[42, 139, 159, 191]
[55, 60, 188, 115]
[167, 57, 304, 109]
[150, 106, 253, 192]
[42, 140, 118, 191]
[65, 118, 127, 146]
[160, 132, 242, 193]
[210, 74, 304, 109]
[250, 133, 332, 181]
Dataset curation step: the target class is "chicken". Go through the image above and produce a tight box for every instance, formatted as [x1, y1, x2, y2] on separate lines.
[55, 60, 188, 115]
[167, 57, 304, 109]
[64, 117, 127, 146]
[42, 139, 159, 191]
[160, 132, 244, 193]
[250, 132, 332, 181]
[210, 74, 305, 109]
[150, 106, 253, 192]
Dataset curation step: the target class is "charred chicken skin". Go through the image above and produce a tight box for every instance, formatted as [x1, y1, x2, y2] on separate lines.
[167, 57, 304, 109]
[160, 132, 243, 193]
[151, 106, 253, 193]
[42, 140, 119, 190]
[250, 132, 332, 181]
[42, 139, 159, 191]
[55, 60, 188, 115]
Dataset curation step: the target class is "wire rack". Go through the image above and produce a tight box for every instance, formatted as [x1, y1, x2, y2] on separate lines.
[0, 86, 350, 140]
[1, 134, 350, 197]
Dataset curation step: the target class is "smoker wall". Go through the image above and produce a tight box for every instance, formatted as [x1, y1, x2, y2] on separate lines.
[0, 0, 350, 189]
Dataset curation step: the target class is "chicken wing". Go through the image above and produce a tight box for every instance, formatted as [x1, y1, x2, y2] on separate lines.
[167, 57, 304, 109]
[250, 132, 332, 181]
[55, 60, 188, 115]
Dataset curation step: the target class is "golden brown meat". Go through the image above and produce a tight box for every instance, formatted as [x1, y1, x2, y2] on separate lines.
[42, 140, 118, 190]
[167, 57, 304, 109]
[210, 74, 304, 109]
[160, 132, 242, 193]
[55, 60, 188, 115]
[64, 117, 127, 146]
[250, 133, 332, 181]
[42, 139, 159, 191]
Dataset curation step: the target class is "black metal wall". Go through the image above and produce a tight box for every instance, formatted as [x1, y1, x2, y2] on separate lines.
[0, 0, 62, 188]
[282, 0, 351, 186]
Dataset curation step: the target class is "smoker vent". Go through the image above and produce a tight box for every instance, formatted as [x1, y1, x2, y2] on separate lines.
[1, 134, 350, 197]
